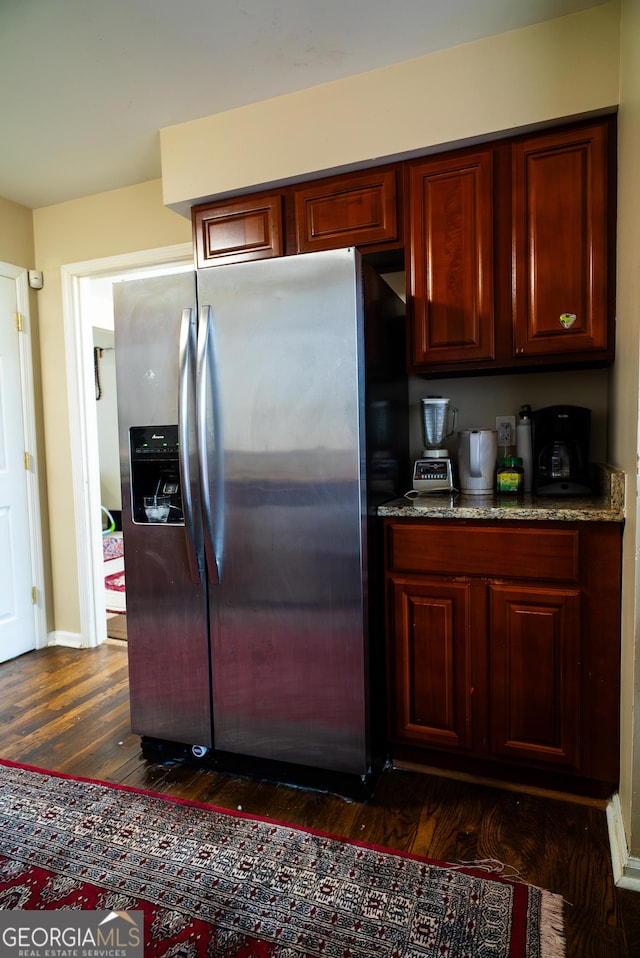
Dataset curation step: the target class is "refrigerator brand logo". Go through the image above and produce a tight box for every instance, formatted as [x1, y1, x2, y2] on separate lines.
[151, 434, 165, 440]
[0, 910, 143, 957]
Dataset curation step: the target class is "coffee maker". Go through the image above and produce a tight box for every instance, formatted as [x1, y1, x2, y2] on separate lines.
[532, 405, 592, 496]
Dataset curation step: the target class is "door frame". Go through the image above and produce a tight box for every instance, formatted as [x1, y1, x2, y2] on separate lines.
[1, 262, 47, 650]
[61, 243, 192, 648]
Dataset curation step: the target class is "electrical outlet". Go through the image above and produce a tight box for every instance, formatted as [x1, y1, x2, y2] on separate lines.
[496, 415, 516, 446]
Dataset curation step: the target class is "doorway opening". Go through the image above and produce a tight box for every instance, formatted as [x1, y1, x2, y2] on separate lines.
[62, 244, 192, 648]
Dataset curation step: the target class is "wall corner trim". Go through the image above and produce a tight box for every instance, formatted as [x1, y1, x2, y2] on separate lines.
[606, 792, 640, 889]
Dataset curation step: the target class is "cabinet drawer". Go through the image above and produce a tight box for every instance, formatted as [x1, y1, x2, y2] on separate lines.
[387, 523, 579, 582]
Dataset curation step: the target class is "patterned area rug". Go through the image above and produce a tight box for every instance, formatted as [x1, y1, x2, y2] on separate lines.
[105, 570, 126, 613]
[104, 532, 126, 614]
[0, 760, 565, 957]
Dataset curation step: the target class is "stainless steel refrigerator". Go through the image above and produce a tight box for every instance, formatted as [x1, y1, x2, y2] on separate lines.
[114, 247, 408, 794]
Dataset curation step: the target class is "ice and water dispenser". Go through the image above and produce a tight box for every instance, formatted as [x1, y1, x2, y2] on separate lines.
[129, 425, 184, 524]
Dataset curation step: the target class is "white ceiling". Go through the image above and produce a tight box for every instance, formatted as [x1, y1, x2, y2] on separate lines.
[0, 0, 607, 209]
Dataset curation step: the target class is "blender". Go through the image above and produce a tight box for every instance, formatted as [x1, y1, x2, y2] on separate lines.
[412, 398, 458, 493]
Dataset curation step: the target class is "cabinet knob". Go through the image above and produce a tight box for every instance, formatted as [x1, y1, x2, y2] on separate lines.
[560, 313, 577, 329]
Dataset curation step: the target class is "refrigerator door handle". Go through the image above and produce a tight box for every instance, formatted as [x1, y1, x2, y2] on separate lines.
[178, 307, 204, 584]
[196, 304, 224, 582]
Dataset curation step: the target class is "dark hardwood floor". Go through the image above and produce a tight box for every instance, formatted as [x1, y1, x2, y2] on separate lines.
[0, 643, 638, 957]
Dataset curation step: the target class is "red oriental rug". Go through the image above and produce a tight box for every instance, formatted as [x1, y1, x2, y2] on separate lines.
[0, 759, 565, 957]
[104, 531, 126, 615]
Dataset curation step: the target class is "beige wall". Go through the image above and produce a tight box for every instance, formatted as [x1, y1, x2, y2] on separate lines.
[0, 195, 35, 267]
[161, 2, 621, 213]
[33, 179, 190, 634]
[611, 0, 640, 860]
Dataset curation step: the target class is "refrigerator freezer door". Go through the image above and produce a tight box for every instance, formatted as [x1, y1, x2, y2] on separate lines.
[198, 248, 370, 774]
[114, 272, 213, 748]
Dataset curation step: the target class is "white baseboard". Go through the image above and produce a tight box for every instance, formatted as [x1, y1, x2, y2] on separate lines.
[607, 793, 640, 890]
[620, 858, 640, 890]
[47, 630, 83, 649]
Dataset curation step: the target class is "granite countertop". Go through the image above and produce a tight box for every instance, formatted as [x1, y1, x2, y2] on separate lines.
[378, 464, 625, 522]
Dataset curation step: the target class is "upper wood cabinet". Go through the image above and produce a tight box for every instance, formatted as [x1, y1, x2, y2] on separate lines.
[407, 116, 615, 374]
[193, 168, 401, 269]
[193, 194, 283, 268]
[191, 116, 615, 373]
[408, 150, 495, 368]
[293, 169, 398, 253]
[512, 121, 613, 362]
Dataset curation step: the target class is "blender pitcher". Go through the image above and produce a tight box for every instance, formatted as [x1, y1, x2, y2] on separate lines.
[421, 398, 458, 455]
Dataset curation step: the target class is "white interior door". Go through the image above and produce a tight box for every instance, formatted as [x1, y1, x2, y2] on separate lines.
[0, 272, 36, 661]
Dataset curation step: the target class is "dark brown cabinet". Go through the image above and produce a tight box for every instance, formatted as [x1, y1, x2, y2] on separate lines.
[408, 149, 496, 368]
[384, 518, 622, 794]
[193, 168, 401, 268]
[390, 574, 474, 753]
[192, 115, 615, 373]
[193, 193, 283, 268]
[488, 581, 581, 769]
[293, 168, 399, 253]
[407, 117, 615, 373]
[512, 120, 613, 363]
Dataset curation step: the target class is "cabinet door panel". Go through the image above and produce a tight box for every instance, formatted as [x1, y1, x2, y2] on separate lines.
[390, 576, 473, 751]
[193, 195, 283, 268]
[294, 170, 397, 253]
[489, 583, 581, 769]
[409, 151, 494, 367]
[512, 122, 610, 358]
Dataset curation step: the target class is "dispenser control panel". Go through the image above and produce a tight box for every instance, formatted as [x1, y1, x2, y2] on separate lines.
[131, 425, 180, 459]
[129, 425, 184, 525]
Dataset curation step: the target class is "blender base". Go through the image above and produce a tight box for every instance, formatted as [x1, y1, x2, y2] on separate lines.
[412, 457, 455, 493]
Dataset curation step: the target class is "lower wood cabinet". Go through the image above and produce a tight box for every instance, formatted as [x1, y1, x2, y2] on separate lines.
[390, 575, 475, 753]
[384, 518, 622, 794]
[488, 581, 581, 769]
